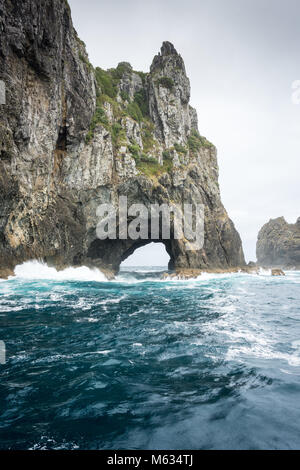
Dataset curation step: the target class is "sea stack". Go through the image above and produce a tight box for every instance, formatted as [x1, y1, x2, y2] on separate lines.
[257, 217, 300, 269]
[0, 0, 245, 278]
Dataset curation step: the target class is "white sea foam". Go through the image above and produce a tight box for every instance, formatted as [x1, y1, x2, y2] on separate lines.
[226, 344, 300, 367]
[32, 350, 114, 364]
[258, 268, 272, 276]
[196, 272, 242, 281]
[99, 296, 126, 305]
[162, 271, 252, 283]
[12, 260, 108, 282]
[5, 261, 300, 286]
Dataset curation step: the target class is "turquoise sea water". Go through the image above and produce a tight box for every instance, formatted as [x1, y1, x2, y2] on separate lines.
[0, 263, 300, 450]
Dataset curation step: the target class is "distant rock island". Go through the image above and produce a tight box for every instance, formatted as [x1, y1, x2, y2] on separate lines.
[0, 0, 245, 279]
[257, 217, 300, 269]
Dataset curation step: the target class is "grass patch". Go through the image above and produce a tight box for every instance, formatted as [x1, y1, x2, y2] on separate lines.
[128, 143, 140, 160]
[129, 144, 174, 177]
[128, 144, 156, 165]
[128, 142, 172, 177]
[136, 157, 173, 177]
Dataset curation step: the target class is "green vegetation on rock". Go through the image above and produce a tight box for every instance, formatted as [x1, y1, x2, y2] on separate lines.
[111, 123, 126, 147]
[127, 101, 143, 123]
[75, 32, 92, 73]
[135, 71, 147, 85]
[136, 156, 173, 178]
[141, 121, 156, 153]
[126, 90, 149, 122]
[63, 0, 71, 13]
[87, 65, 149, 144]
[157, 76, 174, 90]
[95, 67, 118, 99]
[120, 91, 130, 102]
[128, 142, 155, 164]
[174, 142, 187, 154]
[79, 52, 93, 72]
[85, 106, 109, 143]
[128, 141, 173, 177]
[86, 62, 178, 180]
[133, 89, 149, 117]
[188, 129, 213, 152]
[128, 143, 141, 159]
[110, 62, 133, 79]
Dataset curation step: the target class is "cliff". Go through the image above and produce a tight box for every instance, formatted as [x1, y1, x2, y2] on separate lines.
[257, 217, 300, 269]
[0, 0, 245, 278]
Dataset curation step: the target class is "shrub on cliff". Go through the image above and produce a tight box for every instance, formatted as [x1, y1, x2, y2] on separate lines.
[174, 143, 187, 154]
[95, 68, 118, 99]
[188, 129, 213, 152]
[127, 102, 143, 123]
[133, 90, 149, 117]
[157, 76, 174, 90]
[111, 62, 133, 79]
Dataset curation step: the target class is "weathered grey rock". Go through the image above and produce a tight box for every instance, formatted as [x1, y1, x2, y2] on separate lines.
[257, 217, 300, 269]
[0, 0, 245, 278]
[148, 41, 192, 147]
[119, 65, 143, 101]
[121, 116, 143, 149]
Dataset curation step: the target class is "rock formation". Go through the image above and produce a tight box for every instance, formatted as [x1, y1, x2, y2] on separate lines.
[271, 269, 285, 276]
[257, 217, 300, 269]
[0, 0, 245, 278]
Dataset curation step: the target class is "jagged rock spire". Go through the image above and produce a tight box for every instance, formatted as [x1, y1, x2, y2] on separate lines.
[148, 41, 192, 146]
[160, 41, 178, 56]
[150, 41, 186, 75]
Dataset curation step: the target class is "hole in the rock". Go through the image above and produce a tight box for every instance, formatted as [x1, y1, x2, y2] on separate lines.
[121, 242, 170, 267]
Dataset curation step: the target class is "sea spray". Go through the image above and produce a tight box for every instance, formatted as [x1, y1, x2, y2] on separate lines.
[13, 261, 108, 282]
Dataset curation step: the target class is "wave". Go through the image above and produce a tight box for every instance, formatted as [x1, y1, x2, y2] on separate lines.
[12, 261, 108, 282]
[5, 261, 300, 285]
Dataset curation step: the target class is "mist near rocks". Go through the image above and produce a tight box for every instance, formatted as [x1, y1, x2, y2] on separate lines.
[69, 0, 300, 263]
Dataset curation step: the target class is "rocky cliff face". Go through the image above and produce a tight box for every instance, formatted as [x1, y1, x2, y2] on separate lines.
[0, 0, 245, 278]
[257, 217, 300, 269]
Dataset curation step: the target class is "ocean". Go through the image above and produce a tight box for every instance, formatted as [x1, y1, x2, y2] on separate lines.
[0, 262, 300, 450]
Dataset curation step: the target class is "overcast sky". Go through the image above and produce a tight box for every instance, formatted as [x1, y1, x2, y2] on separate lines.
[69, 0, 300, 266]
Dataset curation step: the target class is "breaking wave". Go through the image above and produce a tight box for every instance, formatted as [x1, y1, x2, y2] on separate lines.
[12, 260, 108, 282]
